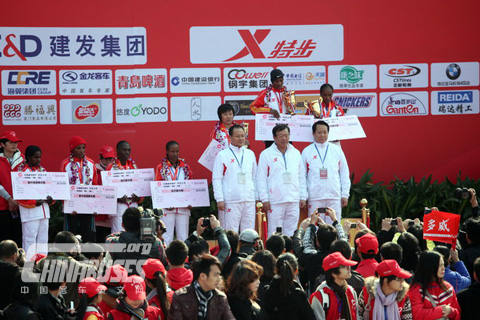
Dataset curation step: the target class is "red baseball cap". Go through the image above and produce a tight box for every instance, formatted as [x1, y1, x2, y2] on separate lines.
[123, 275, 146, 300]
[355, 233, 379, 254]
[104, 264, 128, 286]
[376, 260, 412, 279]
[322, 252, 358, 271]
[100, 145, 115, 159]
[0, 131, 22, 142]
[78, 277, 107, 298]
[69, 135, 87, 151]
[142, 258, 166, 279]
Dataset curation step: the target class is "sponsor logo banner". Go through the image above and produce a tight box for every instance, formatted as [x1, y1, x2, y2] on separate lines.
[380, 92, 428, 116]
[379, 63, 428, 89]
[115, 68, 167, 94]
[2, 70, 56, 96]
[0, 27, 147, 66]
[190, 25, 343, 63]
[60, 99, 113, 124]
[280, 66, 326, 91]
[115, 98, 168, 123]
[328, 65, 377, 89]
[223, 67, 272, 92]
[2, 99, 57, 125]
[170, 96, 222, 121]
[332, 93, 378, 117]
[59, 70, 112, 95]
[170, 68, 221, 93]
[431, 62, 479, 87]
[431, 90, 479, 115]
[224, 96, 257, 119]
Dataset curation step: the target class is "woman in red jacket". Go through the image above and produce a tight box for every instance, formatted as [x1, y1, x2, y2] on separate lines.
[408, 251, 461, 320]
[77, 277, 107, 320]
[142, 258, 171, 320]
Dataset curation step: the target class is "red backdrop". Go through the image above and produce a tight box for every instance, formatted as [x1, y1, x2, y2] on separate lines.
[1, 0, 479, 184]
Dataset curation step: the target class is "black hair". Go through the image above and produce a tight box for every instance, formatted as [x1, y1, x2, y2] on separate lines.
[82, 242, 104, 260]
[272, 124, 290, 137]
[316, 224, 337, 251]
[24, 145, 41, 164]
[188, 240, 209, 262]
[145, 271, 170, 319]
[266, 235, 285, 258]
[360, 252, 376, 260]
[325, 266, 343, 288]
[380, 242, 403, 264]
[122, 207, 141, 232]
[413, 251, 447, 300]
[228, 124, 244, 137]
[76, 293, 98, 320]
[166, 240, 189, 266]
[54, 231, 77, 244]
[433, 245, 450, 267]
[251, 250, 276, 282]
[226, 230, 239, 254]
[276, 253, 298, 297]
[397, 232, 421, 272]
[217, 103, 235, 121]
[282, 235, 293, 253]
[0, 240, 18, 259]
[330, 239, 353, 259]
[379, 275, 399, 287]
[407, 224, 428, 251]
[116, 140, 129, 150]
[312, 120, 330, 133]
[192, 254, 222, 281]
[320, 83, 334, 94]
[166, 140, 179, 151]
[465, 218, 480, 244]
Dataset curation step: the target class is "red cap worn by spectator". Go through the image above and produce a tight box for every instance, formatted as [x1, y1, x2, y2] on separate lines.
[322, 252, 358, 271]
[123, 275, 146, 300]
[142, 258, 166, 279]
[69, 136, 87, 152]
[104, 264, 128, 286]
[1, 130, 22, 142]
[100, 145, 115, 159]
[78, 277, 107, 298]
[356, 233, 379, 254]
[376, 259, 412, 279]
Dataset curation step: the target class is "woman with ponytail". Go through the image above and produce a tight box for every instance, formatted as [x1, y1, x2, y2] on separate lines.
[264, 252, 315, 320]
[77, 277, 107, 320]
[142, 258, 172, 320]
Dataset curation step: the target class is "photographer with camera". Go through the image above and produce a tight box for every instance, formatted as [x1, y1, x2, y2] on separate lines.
[106, 207, 167, 274]
[184, 215, 231, 265]
[0, 240, 24, 310]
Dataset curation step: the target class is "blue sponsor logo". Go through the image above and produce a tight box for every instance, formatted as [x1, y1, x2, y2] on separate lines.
[7, 71, 51, 85]
[171, 76, 180, 86]
[438, 91, 472, 103]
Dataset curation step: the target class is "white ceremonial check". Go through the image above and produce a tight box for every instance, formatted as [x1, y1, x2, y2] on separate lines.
[255, 114, 315, 142]
[11, 172, 71, 200]
[101, 168, 155, 198]
[150, 179, 210, 208]
[324, 115, 367, 141]
[64, 185, 117, 214]
[198, 139, 224, 172]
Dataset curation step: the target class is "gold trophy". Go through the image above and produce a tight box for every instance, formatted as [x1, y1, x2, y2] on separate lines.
[241, 121, 249, 138]
[256, 202, 265, 241]
[283, 90, 297, 115]
[360, 198, 370, 227]
[307, 97, 323, 118]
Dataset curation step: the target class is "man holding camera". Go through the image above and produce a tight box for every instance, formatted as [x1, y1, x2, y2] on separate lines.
[302, 120, 350, 224]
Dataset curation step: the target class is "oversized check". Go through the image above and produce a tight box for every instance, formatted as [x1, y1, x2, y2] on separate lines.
[255, 114, 315, 142]
[150, 179, 210, 208]
[198, 139, 224, 172]
[11, 172, 71, 200]
[64, 185, 117, 214]
[324, 115, 366, 141]
[101, 168, 155, 198]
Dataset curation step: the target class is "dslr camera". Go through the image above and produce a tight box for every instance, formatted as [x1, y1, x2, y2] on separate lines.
[454, 188, 472, 200]
[138, 207, 164, 243]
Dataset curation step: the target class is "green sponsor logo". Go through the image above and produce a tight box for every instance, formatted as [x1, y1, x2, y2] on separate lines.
[131, 104, 142, 117]
[340, 66, 364, 84]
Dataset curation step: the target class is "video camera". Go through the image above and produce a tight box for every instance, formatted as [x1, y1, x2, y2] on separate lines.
[454, 187, 472, 200]
[138, 207, 164, 243]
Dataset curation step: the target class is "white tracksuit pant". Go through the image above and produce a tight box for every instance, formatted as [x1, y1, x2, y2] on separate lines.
[161, 208, 190, 245]
[308, 199, 342, 225]
[268, 202, 299, 237]
[220, 201, 256, 233]
[22, 219, 49, 261]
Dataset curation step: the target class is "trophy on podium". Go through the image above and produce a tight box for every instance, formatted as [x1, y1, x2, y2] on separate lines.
[256, 202, 267, 243]
[360, 198, 370, 228]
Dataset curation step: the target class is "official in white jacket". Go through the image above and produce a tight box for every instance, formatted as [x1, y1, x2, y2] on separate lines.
[302, 120, 350, 224]
[213, 125, 257, 232]
[257, 124, 307, 236]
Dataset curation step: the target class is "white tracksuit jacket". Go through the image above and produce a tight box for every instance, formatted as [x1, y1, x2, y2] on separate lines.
[257, 143, 307, 204]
